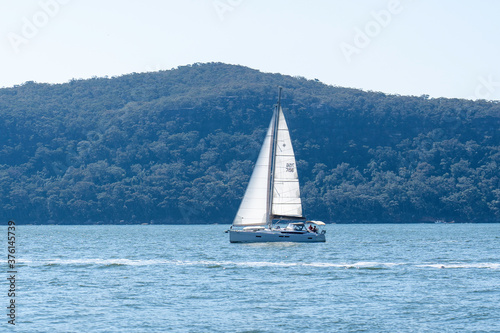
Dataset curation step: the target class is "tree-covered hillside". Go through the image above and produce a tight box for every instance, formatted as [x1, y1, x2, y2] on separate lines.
[1, 63, 499, 224]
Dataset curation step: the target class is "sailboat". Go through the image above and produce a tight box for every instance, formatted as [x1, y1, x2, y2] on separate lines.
[228, 88, 326, 243]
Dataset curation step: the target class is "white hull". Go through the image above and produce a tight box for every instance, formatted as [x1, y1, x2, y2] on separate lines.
[229, 229, 325, 243]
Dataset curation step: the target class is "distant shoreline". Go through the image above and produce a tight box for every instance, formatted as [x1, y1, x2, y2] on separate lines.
[11, 220, 500, 226]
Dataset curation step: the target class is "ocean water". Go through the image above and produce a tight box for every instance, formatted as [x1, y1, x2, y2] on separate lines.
[7, 224, 500, 332]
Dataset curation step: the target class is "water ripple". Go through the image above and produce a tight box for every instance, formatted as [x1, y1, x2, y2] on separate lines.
[19, 258, 500, 270]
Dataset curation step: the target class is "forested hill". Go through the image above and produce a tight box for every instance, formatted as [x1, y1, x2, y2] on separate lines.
[1, 63, 499, 224]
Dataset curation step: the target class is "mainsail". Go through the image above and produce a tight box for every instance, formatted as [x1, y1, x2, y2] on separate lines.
[233, 94, 304, 227]
[271, 107, 303, 218]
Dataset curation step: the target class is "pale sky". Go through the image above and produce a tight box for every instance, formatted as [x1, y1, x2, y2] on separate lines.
[1, 0, 499, 100]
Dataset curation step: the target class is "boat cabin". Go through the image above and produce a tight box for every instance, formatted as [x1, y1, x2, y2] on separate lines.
[285, 222, 306, 232]
[279, 221, 326, 234]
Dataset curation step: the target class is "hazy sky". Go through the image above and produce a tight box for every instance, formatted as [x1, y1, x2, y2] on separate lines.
[1, 0, 499, 100]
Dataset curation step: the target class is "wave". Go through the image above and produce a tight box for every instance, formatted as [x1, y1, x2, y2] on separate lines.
[18, 258, 168, 267]
[167, 260, 403, 269]
[416, 263, 500, 269]
[17, 259, 500, 270]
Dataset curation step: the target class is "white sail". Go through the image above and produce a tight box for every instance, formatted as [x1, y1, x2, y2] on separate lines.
[271, 107, 303, 218]
[232, 115, 275, 226]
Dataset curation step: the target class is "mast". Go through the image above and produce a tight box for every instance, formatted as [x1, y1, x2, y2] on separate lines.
[267, 87, 282, 227]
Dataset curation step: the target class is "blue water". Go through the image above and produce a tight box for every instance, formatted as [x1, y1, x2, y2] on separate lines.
[8, 224, 500, 332]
